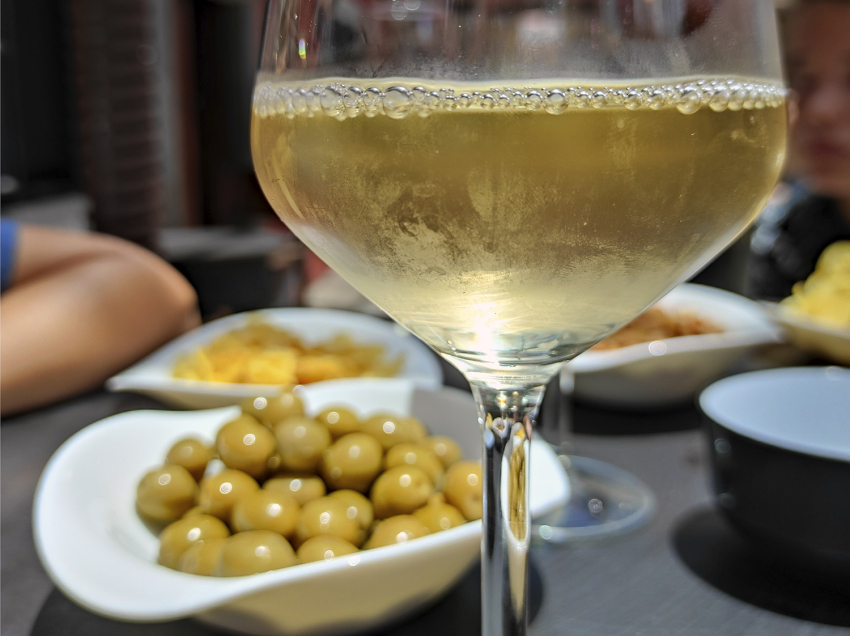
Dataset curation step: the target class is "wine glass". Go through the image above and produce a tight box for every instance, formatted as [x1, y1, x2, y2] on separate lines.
[250, 0, 786, 632]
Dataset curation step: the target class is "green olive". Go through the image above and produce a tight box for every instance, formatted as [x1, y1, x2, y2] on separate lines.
[361, 413, 426, 451]
[370, 465, 433, 519]
[177, 537, 227, 576]
[319, 433, 383, 493]
[240, 396, 276, 429]
[158, 514, 230, 569]
[216, 530, 297, 576]
[327, 489, 373, 531]
[264, 473, 326, 506]
[274, 417, 331, 472]
[241, 391, 304, 428]
[165, 438, 213, 481]
[419, 436, 464, 469]
[364, 515, 430, 549]
[182, 505, 205, 518]
[231, 490, 300, 538]
[216, 414, 277, 479]
[315, 406, 360, 439]
[294, 497, 362, 547]
[137, 464, 199, 522]
[297, 535, 359, 563]
[413, 500, 467, 533]
[384, 443, 445, 489]
[403, 416, 428, 440]
[444, 461, 482, 521]
[198, 469, 260, 522]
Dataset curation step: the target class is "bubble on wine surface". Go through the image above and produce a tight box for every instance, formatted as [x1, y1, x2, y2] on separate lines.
[676, 86, 702, 114]
[544, 90, 567, 114]
[383, 87, 413, 119]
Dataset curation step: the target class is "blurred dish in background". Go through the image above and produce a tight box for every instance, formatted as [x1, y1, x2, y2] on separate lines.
[591, 306, 722, 351]
[767, 241, 850, 365]
[768, 307, 850, 366]
[107, 309, 442, 409]
[568, 284, 782, 409]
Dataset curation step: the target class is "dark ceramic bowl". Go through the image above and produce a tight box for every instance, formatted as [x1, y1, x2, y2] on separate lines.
[699, 367, 850, 573]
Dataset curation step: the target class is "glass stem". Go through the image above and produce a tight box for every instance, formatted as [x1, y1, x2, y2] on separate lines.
[470, 381, 546, 636]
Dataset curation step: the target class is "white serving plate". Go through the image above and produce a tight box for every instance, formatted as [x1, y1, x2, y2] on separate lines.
[765, 303, 850, 366]
[106, 308, 443, 409]
[35, 379, 568, 635]
[567, 284, 783, 409]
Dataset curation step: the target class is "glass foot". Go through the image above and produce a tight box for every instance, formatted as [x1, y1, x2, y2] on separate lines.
[532, 453, 656, 543]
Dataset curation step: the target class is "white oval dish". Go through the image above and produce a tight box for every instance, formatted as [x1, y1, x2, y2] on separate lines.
[34, 379, 568, 635]
[567, 284, 783, 409]
[699, 366, 850, 461]
[106, 308, 443, 409]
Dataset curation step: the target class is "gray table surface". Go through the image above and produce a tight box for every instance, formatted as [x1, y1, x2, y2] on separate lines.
[3, 376, 848, 636]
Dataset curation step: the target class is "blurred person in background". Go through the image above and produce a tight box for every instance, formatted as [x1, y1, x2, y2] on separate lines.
[748, 0, 850, 300]
[0, 219, 200, 416]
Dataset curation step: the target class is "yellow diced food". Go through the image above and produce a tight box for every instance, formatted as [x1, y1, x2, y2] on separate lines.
[244, 350, 298, 385]
[171, 314, 404, 385]
[296, 355, 353, 384]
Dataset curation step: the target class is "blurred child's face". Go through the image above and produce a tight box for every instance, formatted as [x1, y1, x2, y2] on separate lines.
[786, 2, 850, 200]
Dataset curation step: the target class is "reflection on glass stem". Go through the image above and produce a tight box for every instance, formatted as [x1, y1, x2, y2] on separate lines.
[475, 383, 541, 636]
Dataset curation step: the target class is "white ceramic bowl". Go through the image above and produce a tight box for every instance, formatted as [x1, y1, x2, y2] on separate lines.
[568, 284, 782, 409]
[34, 379, 567, 635]
[106, 308, 443, 409]
[765, 303, 850, 366]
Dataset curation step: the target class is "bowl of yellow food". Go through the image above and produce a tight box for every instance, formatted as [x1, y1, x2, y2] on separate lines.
[568, 284, 782, 409]
[34, 379, 567, 635]
[767, 241, 850, 366]
[106, 308, 443, 409]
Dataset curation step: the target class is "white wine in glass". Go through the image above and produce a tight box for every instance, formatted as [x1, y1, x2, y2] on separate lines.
[253, 78, 784, 377]
[251, 1, 786, 633]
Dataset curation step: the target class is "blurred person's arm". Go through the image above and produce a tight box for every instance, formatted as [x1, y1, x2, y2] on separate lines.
[1, 224, 200, 416]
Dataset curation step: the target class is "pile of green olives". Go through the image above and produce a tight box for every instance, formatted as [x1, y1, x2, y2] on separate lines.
[136, 391, 482, 577]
